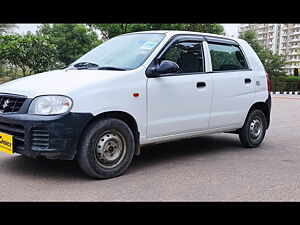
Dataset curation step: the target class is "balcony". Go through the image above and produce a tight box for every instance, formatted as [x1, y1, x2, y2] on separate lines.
[286, 58, 300, 63]
[258, 24, 267, 28]
[285, 65, 299, 70]
[239, 24, 250, 27]
[290, 31, 300, 35]
[289, 45, 300, 49]
[284, 65, 298, 69]
[258, 30, 268, 34]
[289, 38, 300, 42]
[294, 24, 300, 29]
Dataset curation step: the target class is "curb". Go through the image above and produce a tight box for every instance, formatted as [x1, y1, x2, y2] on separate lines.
[271, 91, 300, 95]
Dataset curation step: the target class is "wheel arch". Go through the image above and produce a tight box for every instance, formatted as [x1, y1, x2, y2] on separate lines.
[80, 110, 140, 156]
[248, 101, 270, 129]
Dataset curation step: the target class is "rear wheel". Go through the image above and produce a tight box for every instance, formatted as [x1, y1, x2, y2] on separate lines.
[77, 118, 135, 179]
[239, 109, 267, 148]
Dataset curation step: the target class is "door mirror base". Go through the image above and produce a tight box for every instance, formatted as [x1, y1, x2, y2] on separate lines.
[146, 60, 179, 77]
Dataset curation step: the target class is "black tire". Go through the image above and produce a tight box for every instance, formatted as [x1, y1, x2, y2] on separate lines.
[239, 109, 267, 148]
[77, 117, 135, 179]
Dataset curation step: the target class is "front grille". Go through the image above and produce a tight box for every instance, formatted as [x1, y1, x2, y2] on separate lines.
[31, 128, 50, 149]
[0, 95, 26, 113]
[0, 121, 25, 149]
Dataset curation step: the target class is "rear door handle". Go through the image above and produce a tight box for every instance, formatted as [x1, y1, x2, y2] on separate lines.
[245, 78, 251, 84]
[196, 82, 206, 88]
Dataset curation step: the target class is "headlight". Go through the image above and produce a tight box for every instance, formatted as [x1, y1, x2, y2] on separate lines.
[28, 95, 73, 115]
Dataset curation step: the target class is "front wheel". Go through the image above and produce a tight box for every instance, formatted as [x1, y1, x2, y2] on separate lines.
[77, 118, 135, 179]
[238, 109, 267, 148]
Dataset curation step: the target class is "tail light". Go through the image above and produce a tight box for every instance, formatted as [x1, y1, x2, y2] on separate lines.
[266, 72, 271, 94]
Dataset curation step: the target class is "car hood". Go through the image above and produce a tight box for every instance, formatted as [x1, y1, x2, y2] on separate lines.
[0, 69, 124, 98]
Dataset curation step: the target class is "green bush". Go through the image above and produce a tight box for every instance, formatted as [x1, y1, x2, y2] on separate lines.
[271, 75, 300, 92]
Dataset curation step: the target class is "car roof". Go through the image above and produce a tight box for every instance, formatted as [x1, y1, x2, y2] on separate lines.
[130, 30, 241, 42]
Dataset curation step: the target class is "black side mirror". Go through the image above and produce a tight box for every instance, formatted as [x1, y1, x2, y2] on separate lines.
[146, 60, 180, 77]
[156, 60, 179, 75]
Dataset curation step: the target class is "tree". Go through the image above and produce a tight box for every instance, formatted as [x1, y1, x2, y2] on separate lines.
[184, 23, 225, 35]
[239, 30, 264, 53]
[149, 23, 186, 31]
[258, 48, 286, 77]
[239, 30, 286, 76]
[89, 24, 151, 40]
[0, 24, 16, 77]
[89, 23, 225, 40]
[0, 24, 16, 34]
[37, 24, 101, 66]
[0, 33, 58, 76]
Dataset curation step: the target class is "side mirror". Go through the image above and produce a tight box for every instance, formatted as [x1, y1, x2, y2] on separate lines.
[156, 60, 179, 75]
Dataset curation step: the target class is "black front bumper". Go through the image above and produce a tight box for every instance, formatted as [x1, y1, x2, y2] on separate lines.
[0, 112, 93, 160]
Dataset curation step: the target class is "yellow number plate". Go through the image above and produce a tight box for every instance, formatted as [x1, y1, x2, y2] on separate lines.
[0, 132, 13, 155]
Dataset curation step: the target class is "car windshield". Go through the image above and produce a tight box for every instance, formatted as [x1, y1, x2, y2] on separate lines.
[70, 33, 166, 71]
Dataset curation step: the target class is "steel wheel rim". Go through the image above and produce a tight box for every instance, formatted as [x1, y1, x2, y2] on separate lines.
[249, 117, 263, 140]
[94, 130, 126, 168]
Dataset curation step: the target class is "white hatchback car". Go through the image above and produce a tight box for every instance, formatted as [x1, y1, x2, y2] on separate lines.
[0, 31, 271, 179]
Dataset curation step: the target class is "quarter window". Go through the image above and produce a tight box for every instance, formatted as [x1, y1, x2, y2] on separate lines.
[208, 43, 248, 71]
[160, 41, 204, 73]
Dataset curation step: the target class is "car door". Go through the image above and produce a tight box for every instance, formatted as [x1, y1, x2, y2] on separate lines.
[207, 39, 256, 129]
[146, 37, 213, 139]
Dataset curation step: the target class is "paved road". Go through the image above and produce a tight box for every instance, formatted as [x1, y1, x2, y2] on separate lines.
[1, 95, 300, 201]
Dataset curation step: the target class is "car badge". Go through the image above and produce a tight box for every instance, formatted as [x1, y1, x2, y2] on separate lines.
[2, 100, 10, 109]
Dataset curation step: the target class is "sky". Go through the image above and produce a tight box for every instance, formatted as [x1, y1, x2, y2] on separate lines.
[14, 23, 240, 37]
[222, 23, 240, 37]
[14, 23, 40, 34]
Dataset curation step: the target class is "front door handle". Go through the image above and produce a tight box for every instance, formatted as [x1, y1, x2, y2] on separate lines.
[196, 82, 206, 88]
[245, 78, 252, 84]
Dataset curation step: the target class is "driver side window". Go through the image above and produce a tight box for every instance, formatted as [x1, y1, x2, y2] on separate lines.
[160, 41, 204, 74]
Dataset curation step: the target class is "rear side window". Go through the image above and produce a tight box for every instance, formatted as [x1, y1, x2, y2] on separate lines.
[160, 41, 204, 73]
[208, 43, 248, 71]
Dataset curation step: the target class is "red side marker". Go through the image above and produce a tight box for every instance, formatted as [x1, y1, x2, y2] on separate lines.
[133, 93, 139, 97]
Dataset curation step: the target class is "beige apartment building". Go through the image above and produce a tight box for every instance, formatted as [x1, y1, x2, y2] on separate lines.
[238, 24, 300, 75]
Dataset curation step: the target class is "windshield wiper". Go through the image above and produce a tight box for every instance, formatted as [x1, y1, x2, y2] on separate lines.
[73, 62, 99, 69]
[98, 66, 127, 71]
[71, 62, 127, 71]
